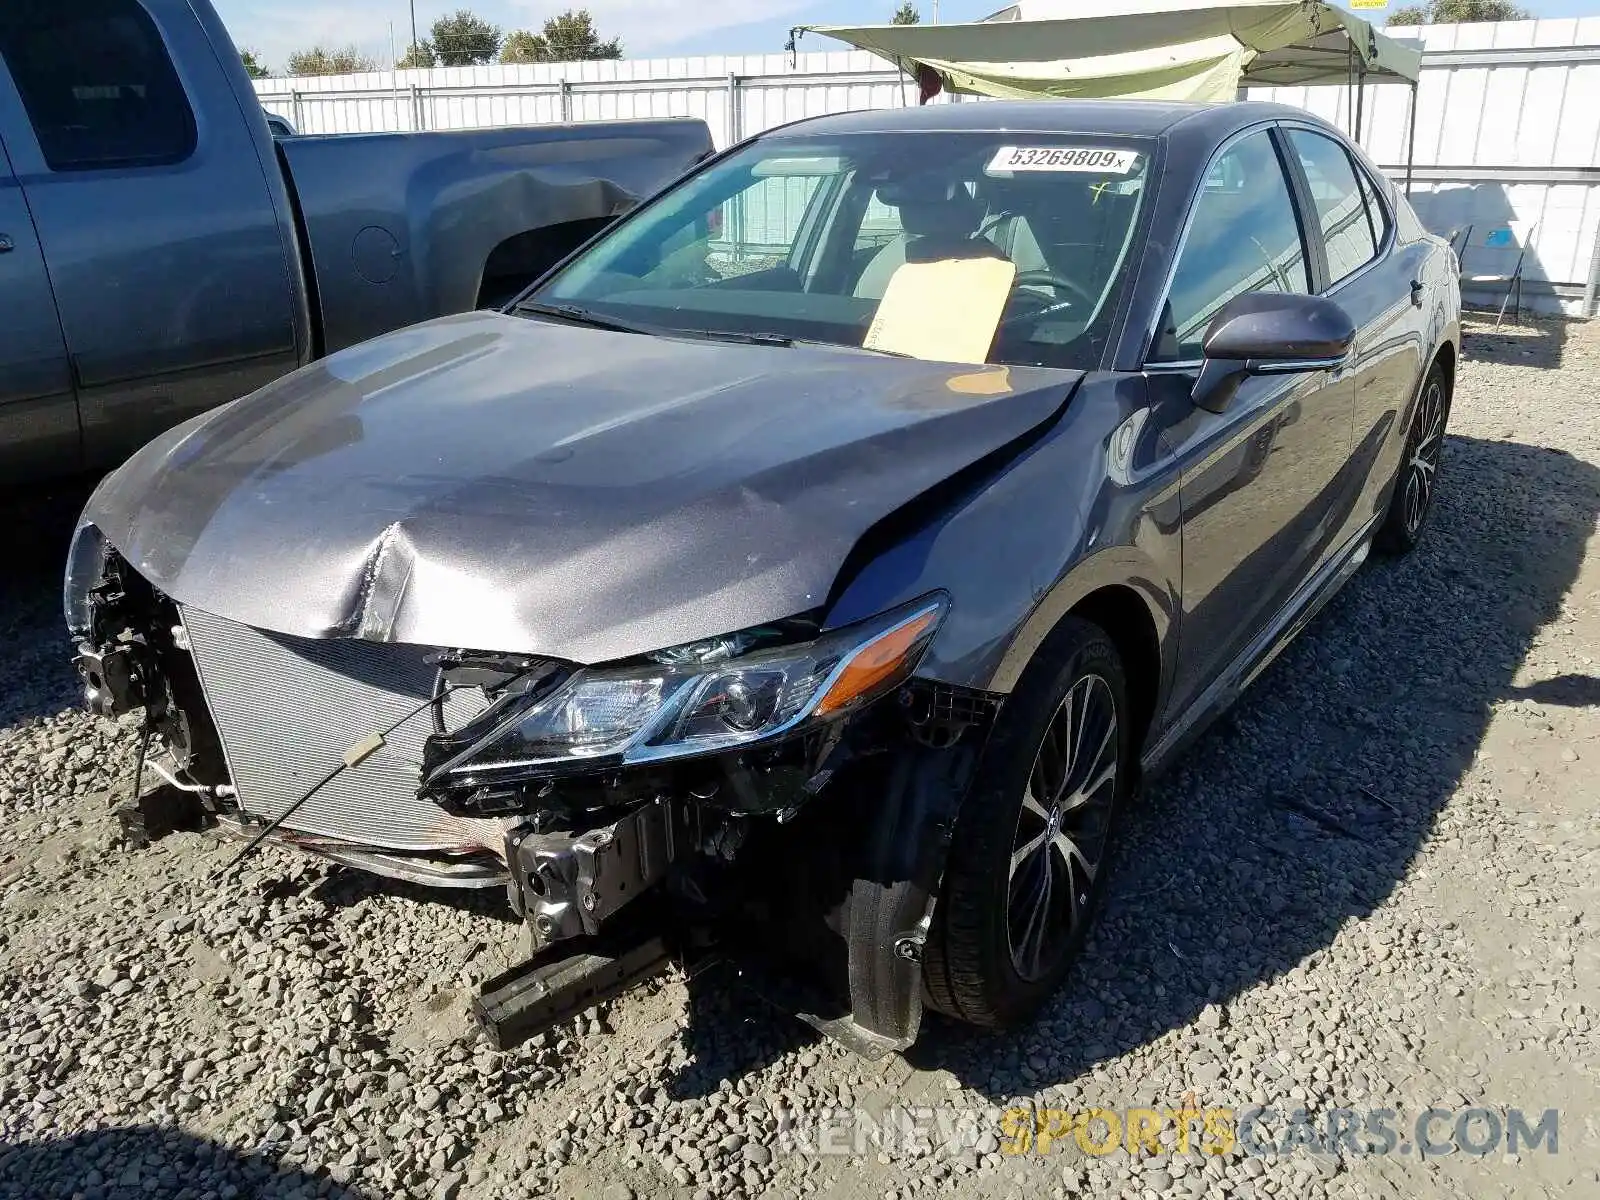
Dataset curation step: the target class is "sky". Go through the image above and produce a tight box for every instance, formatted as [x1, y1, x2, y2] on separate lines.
[214, 0, 1600, 75]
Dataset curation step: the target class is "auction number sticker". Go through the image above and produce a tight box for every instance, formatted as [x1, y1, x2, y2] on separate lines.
[986, 146, 1141, 174]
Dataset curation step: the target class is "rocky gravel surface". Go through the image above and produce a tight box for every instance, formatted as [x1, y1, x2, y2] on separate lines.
[3, 317, 1599, 1200]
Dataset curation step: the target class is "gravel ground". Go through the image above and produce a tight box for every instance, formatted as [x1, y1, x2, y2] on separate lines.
[3, 317, 1598, 1200]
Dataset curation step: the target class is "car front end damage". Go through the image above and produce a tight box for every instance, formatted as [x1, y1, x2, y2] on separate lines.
[67, 525, 999, 1055]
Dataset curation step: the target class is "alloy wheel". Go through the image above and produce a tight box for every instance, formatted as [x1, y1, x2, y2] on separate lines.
[1402, 377, 1446, 536]
[1005, 673, 1119, 983]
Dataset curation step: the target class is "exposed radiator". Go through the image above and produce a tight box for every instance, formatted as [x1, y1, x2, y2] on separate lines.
[180, 606, 505, 854]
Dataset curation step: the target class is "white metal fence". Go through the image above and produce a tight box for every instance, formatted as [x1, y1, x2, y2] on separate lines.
[256, 19, 1600, 315]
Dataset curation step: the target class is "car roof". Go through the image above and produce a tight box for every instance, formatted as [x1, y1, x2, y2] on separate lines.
[760, 99, 1328, 142]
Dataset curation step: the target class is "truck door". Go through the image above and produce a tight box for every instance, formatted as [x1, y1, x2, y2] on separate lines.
[0, 0, 300, 470]
[0, 131, 77, 484]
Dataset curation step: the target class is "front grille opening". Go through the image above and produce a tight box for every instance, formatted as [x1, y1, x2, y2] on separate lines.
[180, 606, 505, 854]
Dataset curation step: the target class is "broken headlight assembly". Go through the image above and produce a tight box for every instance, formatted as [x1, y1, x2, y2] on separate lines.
[423, 595, 947, 788]
[63, 520, 110, 639]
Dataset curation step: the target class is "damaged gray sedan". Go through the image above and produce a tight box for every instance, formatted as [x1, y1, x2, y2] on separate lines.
[66, 99, 1459, 1054]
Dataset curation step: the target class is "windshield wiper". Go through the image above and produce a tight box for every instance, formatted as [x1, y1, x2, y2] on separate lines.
[830, 341, 914, 359]
[514, 301, 664, 336]
[679, 328, 795, 348]
[681, 328, 915, 358]
[519, 306, 915, 359]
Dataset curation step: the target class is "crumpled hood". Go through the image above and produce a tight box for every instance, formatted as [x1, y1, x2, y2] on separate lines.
[86, 311, 1079, 663]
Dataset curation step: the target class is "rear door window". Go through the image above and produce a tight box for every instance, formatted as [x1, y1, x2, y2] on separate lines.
[1355, 162, 1389, 247]
[0, 0, 196, 171]
[1286, 129, 1380, 289]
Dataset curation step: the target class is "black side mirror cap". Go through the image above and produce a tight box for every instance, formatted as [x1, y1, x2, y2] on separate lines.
[1191, 292, 1356, 414]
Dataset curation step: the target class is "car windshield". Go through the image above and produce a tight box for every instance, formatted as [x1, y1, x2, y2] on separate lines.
[528, 130, 1153, 371]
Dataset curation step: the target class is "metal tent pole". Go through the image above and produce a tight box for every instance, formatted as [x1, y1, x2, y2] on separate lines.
[1404, 80, 1418, 196]
[1354, 69, 1366, 147]
[1346, 47, 1354, 135]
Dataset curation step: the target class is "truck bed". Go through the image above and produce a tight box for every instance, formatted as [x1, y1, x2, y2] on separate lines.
[277, 120, 714, 353]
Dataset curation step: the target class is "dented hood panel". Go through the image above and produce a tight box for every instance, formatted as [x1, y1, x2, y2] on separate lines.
[85, 311, 1078, 663]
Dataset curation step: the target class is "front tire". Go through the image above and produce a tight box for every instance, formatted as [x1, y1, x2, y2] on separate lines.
[923, 618, 1131, 1029]
[1375, 362, 1450, 556]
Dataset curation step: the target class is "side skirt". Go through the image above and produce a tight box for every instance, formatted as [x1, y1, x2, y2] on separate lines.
[1141, 516, 1379, 780]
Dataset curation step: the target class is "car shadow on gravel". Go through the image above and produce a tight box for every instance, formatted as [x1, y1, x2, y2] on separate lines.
[662, 960, 831, 1099]
[907, 431, 1600, 1097]
[0, 479, 97, 728]
[0, 1125, 373, 1200]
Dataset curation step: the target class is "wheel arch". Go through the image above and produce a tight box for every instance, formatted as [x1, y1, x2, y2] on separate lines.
[1433, 336, 1458, 398]
[988, 548, 1176, 761]
[1399, 333, 1458, 444]
[473, 216, 616, 309]
[1067, 585, 1163, 765]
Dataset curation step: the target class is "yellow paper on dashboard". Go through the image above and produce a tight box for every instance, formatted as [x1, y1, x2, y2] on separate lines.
[863, 256, 1017, 364]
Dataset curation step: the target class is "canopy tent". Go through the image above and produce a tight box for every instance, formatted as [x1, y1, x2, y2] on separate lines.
[796, 0, 1421, 104]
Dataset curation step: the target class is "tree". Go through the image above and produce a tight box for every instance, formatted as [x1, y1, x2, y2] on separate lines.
[429, 9, 502, 66]
[239, 48, 270, 78]
[540, 9, 623, 60]
[1388, 0, 1528, 25]
[285, 46, 376, 76]
[397, 41, 437, 69]
[893, 3, 921, 23]
[499, 30, 544, 64]
[499, 10, 622, 64]
[1432, 0, 1529, 20]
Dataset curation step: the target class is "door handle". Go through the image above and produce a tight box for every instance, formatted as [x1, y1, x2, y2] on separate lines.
[0, 234, 14, 254]
[1410, 278, 1424, 308]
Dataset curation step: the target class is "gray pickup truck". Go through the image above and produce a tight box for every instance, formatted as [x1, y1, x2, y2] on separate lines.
[0, 0, 713, 484]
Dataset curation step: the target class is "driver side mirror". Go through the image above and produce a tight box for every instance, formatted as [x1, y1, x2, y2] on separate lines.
[1190, 292, 1355, 414]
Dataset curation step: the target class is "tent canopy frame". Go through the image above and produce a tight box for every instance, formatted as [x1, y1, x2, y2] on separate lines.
[793, 0, 1421, 191]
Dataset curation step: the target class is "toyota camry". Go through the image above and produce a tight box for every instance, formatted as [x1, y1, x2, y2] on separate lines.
[66, 99, 1459, 1054]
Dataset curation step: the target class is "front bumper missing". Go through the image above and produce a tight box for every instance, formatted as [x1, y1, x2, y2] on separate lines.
[72, 545, 1002, 1057]
[463, 682, 997, 1055]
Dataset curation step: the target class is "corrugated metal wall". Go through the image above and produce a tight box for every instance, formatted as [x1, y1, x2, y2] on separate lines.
[1251, 17, 1600, 313]
[254, 50, 913, 146]
[256, 22, 1600, 315]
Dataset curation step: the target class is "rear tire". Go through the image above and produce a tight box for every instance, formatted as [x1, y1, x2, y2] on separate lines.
[923, 617, 1131, 1029]
[1375, 362, 1450, 557]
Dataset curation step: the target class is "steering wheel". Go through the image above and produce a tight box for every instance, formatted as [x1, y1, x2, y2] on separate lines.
[995, 270, 1096, 334]
[1012, 269, 1097, 308]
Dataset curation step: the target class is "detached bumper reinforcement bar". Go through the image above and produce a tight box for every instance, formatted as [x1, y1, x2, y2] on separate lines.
[473, 935, 673, 1051]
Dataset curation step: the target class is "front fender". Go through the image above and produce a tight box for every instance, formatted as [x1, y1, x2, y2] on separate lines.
[827, 374, 1182, 702]
[987, 543, 1176, 695]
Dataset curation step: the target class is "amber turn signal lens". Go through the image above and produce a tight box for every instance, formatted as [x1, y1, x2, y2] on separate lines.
[814, 608, 940, 716]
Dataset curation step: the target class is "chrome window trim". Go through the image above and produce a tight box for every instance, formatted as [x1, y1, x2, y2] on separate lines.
[1252, 355, 1348, 374]
[1144, 354, 1347, 378]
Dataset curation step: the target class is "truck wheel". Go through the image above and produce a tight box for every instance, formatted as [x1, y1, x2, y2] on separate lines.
[923, 617, 1130, 1029]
